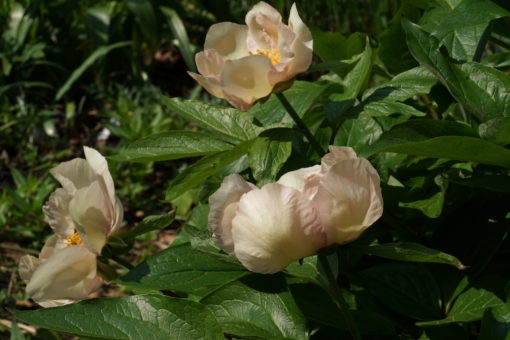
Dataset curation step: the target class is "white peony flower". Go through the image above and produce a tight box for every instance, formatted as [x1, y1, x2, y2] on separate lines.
[19, 146, 123, 307]
[188, 1, 313, 111]
[208, 146, 383, 274]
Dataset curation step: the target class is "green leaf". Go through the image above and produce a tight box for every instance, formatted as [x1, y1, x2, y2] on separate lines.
[55, 41, 131, 100]
[165, 139, 254, 200]
[431, 0, 509, 61]
[335, 38, 373, 100]
[124, 0, 158, 48]
[115, 213, 175, 241]
[334, 114, 383, 153]
[111, 131, 233, 162]
[402, 19, 510, 122]
[363, 66, 437, 102]
[163, 97, 259, 141]
[362, 101, 426, 117]
[118, 243, 247, 296]
[311, 29, 365, 62]
[359, 263, 443, 320]
[351, 242, 466, 269]
[400, 190, 445, 218]
[86, 5, 113, 46]
[160, 7, 196, 72]
[14, 295, 223, 339]
[479, 117, 510, 145]
[201, 274, 309, 340]
[479, 305, 510, 340]
[248, 128, 292, 185]
[417, 287, 505, 326]
[249, 81, 328, 126]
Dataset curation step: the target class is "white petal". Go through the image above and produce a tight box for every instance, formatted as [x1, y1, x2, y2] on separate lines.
[188, 72, 225, 99]
[288, 3, 312, 45]
[287, 4, 313, 75]
[313, 158, 383, 245]
[68, 181, 111, 254]
[25, 245, 102, 304]
[246, 1, 282, 51]
[43, 188, 75, 237]
[50, 158, 98, 195]
[110, 196, 124, 234]
[208, 174, 256, 254]
[231, 183, 326, 274]
[204, 22, 248, 60]
[277, 165, 321, 192]
[84, 146, 116, 208]
[196, 50, 224, 77]
[39, 234, 67, 260]
[321, 146, 358, 170]
[38, 299, 75, 308]
[19, 255, 40, 283]
[221, 55, 275, 110]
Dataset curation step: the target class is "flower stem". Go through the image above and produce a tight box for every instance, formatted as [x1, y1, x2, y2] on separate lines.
[318, 254, 362, 340]
[275, 92, 325, 157]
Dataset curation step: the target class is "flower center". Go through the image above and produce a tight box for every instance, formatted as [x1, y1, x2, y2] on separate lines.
[249, 49, 280, 65]
[66, 231, 84, 246]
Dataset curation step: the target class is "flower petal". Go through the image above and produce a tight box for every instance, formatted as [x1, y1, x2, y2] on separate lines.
[19, 255, 40, 283]
[231, 183, 326, 274]
[196, 50, 224, 77]
[68, 181, 111, 254]
[42, 188, 75, 237]
[25, 245, 102, 305]
[188, 72, 225, 99]
[313, 158, 383, 245]
[50, 158, 98, 195]
[84, 146, 116, 208]
[204, 22, 248, 60]
[321, 146, 358, 169]
[221, 55, 275, 110]
[245, 1, 282, 51]
[287, 4, 313, 75]
[277, 165, 321, 192]
[208, 174, 256, 254]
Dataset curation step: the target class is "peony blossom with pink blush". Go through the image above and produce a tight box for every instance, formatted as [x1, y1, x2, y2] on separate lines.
[188, 2, 313, 111]
[19, 146, 123, 307]
[208, 146, 383, 274]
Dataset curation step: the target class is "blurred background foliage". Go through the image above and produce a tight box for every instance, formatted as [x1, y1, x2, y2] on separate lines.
[1, 0, 510, 338]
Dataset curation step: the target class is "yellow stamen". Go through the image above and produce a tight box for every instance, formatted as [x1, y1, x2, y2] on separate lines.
[66, 231, 84, 246]
[249, 49, 280, 65]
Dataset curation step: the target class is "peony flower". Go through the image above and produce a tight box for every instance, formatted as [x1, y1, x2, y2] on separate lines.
[188, 1, 313, 111]
[19, 147, 123, 307]
[208, 146, 383, 274]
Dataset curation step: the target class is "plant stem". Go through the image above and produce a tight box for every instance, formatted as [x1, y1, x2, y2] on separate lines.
[318, 254, 362, 340]
[275, 92, 325, 157]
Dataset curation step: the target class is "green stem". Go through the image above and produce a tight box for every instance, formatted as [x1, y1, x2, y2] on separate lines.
[318, 254, 362, 340]
[275, 92, 325, 157]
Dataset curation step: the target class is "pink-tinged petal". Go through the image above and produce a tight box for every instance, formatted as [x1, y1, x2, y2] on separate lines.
[188, 72, 225, 99]
[231, 183, 326, 274]
[321, 146, 358, 170]
[68, 181, 111, 254]
[38, 299, 75, 308]
[245, 1, 282, 51]
[208, 174, 256, 254]
[288, 3, 312, 45]
[43, 188, 75, 238]
[287, 4, 313, 75]
[84, 146, 116, 208]
[313, 158, 383, 245]
[277, 165, 321, 192]
[196, 50, 224, 77]
[204, 22, 248, 60]
[110, 196, 124, 234]
[25, 245, 102, 305]
[221, 55, 275, 110]
[49, 158, 98, 195]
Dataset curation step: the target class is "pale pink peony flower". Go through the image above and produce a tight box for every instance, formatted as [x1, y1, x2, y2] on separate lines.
[208, 146, 383, 274]
[188, 1, 313, 111]
[19, 147, 123, 307]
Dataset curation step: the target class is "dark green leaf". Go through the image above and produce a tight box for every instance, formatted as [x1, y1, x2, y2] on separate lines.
[160, 7, 196, 72]
[479, 117, 510, 145]
[163, 97, 259, 141]
[112, 131, 233, 162]
[335, 38, 373, 100]
[165, 139, 254, 200]
[124, 0, 158, 48]
[248, 128, 292, 185]
[201, 274, 308, 340]
[119, 243, 247, 296]
[479, 305, 510, 340]
[359, 263, 443, 320]
[362, 101, 426, 117]
[56, 41, 131, 100]
[14, 295, 223, 339]
[116, 213, 175, 241]
[402, 19, 510, 122]
[351, 242, 466, 269]
[417, 287, 505, 326]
